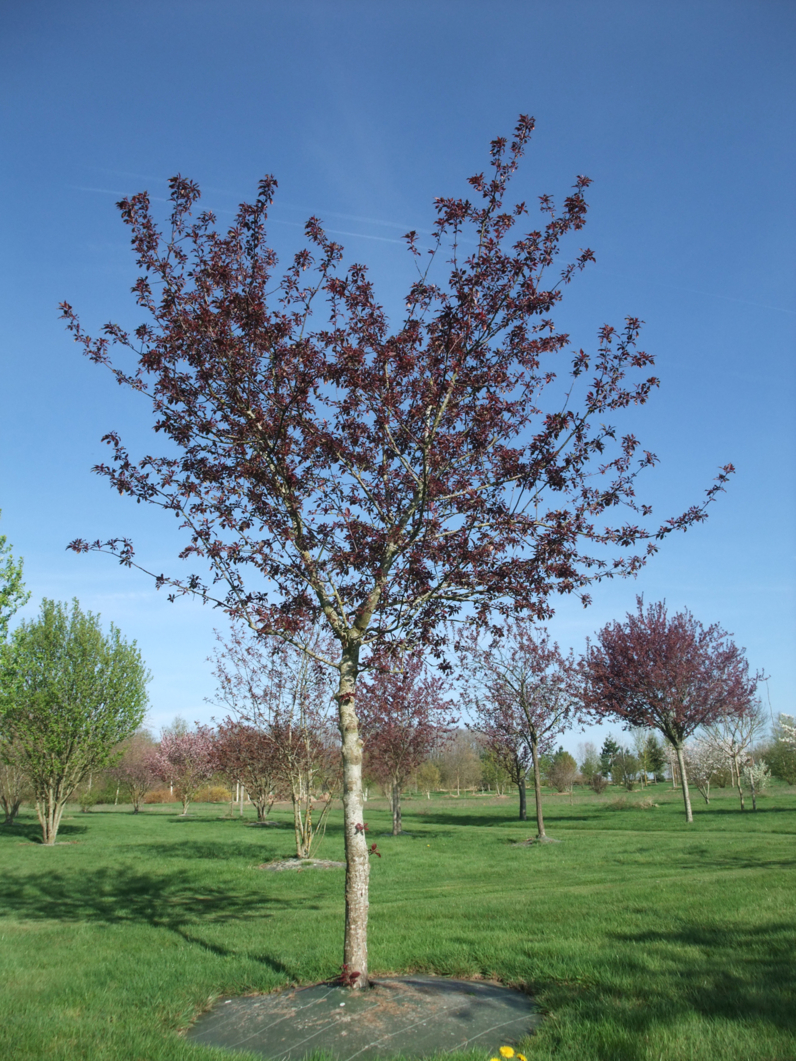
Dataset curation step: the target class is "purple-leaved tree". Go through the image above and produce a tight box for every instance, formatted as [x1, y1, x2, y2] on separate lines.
[358, 651, 455, 835]
[462, 624, 580, 839]
[580, 598, 762, 822]
[61, 116, 730, 984]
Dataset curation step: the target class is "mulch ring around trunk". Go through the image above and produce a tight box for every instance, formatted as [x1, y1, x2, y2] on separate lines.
[258, 858, 345, 871]
[186, 975, 540, 1060]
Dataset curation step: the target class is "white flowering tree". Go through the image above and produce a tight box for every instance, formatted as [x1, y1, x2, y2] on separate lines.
[779, 714, 796, 746]
[702, 702, 766, 812]
[683, 740, 726, 804]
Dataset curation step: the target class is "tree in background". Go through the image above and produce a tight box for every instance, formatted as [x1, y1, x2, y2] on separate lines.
[358, 653, 455, 834]
[683, 740, 725, 803]
[0, 749, 31, 824]
[581, 598, 762, 822]
[547, 748, 579, 794]
[212, 720, 280, 822]
[600, 736, 621, 777]
[414, 761, 441, 799]
[210, 624, 338, 858]
[611, 748, 640, 790]
[462, 624, 580, 841]
[644, 732, 667, 781]
[151, 727, 215, 816]
[0, 511, 30, 642]
[479, 748, 513, 796]
[63, 117, 731, 985]
[0, 511, 32, 824]
[578, 741, 601, 783]
[702, 701, 768, 811]
[764, 715, 796, 784]
[435, 731, 484, 797]
[470, 692, 533, 819]
[742, 757, 771, 811]
[487, 730, 533, 817]
[108, 730, 158, 812]
[779, 715, 796, 746]
[0, 599, 148, 843]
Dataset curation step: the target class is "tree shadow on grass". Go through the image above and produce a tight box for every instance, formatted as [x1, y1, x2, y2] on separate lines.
[610, 920, 796, 1031]
[0, 863, 297, 977]
[412, 812, 522, 828]
[535, 919, 796, 1059]
[0, 818, 89, 843]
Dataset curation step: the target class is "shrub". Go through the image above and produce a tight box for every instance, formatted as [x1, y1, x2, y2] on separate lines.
[764, 734, 796, 785]
[195, 785, 233, 803]
[589, 772, 609, 794]
[143, 787, 179, 804]
[608, 795, 658, 810]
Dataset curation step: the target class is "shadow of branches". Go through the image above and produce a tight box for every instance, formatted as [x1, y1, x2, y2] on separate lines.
[0, 863, 297, 976]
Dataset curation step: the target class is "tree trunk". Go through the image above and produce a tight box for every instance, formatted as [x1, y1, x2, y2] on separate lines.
[733, 754, 745, 810]
[530, 737, 547, 839]
[673, 744, 694, 823]
[337, 645, 370, 989]
[517, 776, 527, 821]
[746, 757, 758, 812]
[2, 799, 22, 825]
[391, 780, 403, 835]
[36, 790, 67, 845]
[292, 786, 309, 858]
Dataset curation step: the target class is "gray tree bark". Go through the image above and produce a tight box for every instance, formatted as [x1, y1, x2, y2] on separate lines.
[337, 645, 370, 988]
[673, 743, 694, 823]
[530, 737, 547, 839]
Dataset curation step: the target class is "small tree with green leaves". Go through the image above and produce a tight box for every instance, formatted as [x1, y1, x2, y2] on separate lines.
[0, 511, 32, 823]
[0, 512, 30, 642]
[0, 599, 149, 843]
[765, 715, 796, 784]
[547, 748, 579, 793]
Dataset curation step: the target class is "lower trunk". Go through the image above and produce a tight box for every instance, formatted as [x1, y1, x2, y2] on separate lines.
[530, 737, 546, 839]
[36, 791, 68, 845]
[673, 743, 694, 823]
[734, 755, 745, 810]
[391, 781, 403, 835]
[747, 759, 758, 812]
[2, 799, 22, 825]
[517, 776, 527, 821]
[337, 645, 370, 989]
[292, 788, 311, 858]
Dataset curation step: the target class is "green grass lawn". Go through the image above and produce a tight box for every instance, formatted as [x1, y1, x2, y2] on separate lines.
[1, 781, 794, 1061]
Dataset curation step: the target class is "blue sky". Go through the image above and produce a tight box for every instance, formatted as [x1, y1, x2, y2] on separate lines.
[1, 0, 793, 753]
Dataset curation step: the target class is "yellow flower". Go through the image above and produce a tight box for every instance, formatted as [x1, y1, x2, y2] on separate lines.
[517, 1055, 527, 1061]
[499, 1048, 515, 1058]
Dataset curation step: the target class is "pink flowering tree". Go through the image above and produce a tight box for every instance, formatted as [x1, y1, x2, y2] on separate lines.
[358, 652, 456, 835]
[151, 726, 215, 815]
[108, 730, 159, 812]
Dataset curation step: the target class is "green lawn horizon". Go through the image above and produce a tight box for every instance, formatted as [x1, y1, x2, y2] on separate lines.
[1, 781, 794, 1061]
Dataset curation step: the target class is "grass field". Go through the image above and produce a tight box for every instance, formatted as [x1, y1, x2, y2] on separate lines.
[1, 781, 794, 1061]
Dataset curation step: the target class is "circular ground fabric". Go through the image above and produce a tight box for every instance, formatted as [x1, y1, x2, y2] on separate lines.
[186, 975, 540, 1060]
